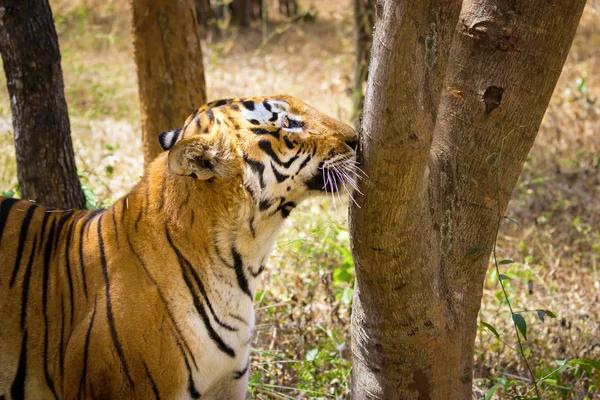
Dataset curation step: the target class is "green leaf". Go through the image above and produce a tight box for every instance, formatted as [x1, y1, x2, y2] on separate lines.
[504, 216, 521, 228]
[499, 259, 515, 265]
[556, 359, 567, 366]
[536, 309, 556, 323]
[340, 286, 353, 305]
[81, 184, 98, 210]
[305, 348, 319, 362]
[512, 313, 527, 341]
[2, 189, 15, 198]
[483, 384, 499, 400]
[569, 358, 600, 373]
[467, 247, 490, 256]
[536, 310, 546, 322]
[499, 274, 512, 281]
[481, 321, 500, 339]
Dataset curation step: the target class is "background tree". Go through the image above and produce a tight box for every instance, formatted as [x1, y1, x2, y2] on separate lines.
[129, 0, 207, 167]
[0, 0, 85, 209]
[349, 0, 586, 398]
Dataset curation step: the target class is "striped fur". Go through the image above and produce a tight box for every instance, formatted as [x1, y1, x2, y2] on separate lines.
[0, 95, 357, 399]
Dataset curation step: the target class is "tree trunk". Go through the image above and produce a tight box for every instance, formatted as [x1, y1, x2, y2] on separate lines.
[351, 0, 374, 122]
[0, 0, 85, 209]
[349, 0, 586, 398]
[129, 0, 207, 167]
[194, 0, 214, 35]
[231, 0, 251, 27]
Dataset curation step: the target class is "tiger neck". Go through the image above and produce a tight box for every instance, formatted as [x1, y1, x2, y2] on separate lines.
[127, 155, 290, 301]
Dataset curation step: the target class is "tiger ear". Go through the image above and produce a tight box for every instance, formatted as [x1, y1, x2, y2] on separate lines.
[167, 135, 238, 180]
[158, 129, 182, 151]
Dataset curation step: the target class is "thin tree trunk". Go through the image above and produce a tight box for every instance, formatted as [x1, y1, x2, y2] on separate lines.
[194, 0, 214, 35]
[351, 0, 374, 122]
[0, 0, 85, 209]
[349, 0, 586, 399]
[130, 0, 207, 167]
[231, 0, 250, 27]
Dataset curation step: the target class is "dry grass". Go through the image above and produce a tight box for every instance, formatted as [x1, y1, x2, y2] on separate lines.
[0, 1, 599, 399]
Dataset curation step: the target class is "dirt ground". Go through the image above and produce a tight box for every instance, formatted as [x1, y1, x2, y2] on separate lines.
[0, 1, 599, 398]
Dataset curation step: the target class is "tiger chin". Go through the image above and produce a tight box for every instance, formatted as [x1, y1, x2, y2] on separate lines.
[0, 95, 358, 400]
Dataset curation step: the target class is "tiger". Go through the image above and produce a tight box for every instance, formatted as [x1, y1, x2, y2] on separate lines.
[0, 95, 358, 400]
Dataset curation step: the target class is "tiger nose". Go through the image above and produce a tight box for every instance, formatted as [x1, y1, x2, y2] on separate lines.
[345, 137, 358, 151]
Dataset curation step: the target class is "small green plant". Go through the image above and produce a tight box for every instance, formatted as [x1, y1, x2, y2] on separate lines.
[479, 133, 599, 399]
[2, 183, 20, 199]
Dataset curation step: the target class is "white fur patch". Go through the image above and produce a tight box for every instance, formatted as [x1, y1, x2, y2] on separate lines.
[158, 129, 181, 151]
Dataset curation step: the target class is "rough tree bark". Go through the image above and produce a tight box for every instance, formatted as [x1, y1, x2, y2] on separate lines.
[130, 0, 207, 167]
[0, 0, 85, 209]
[351, 0, 374, 122]
[349, 0, 586, 399]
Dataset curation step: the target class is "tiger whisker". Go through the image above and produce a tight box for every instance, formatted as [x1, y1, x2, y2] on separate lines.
[331, 167, 343, 206]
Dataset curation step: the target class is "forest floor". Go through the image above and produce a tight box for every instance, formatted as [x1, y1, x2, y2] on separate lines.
[0, 1, 599, 399]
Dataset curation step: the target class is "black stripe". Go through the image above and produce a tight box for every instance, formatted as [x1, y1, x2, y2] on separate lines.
[283, 135, 294, 149]
[82, 209, 104, 231]
[214, 99, 228, 107]
[111, 207, 119, 247]
[77, 209, 105, 298]
[52, 211, 74, 256]
[231, 246, 252, 299]
[262, 100, 271, 111]
[243, 183, 258, 203]
[269, 112, 279, 122]
[165, 226, 235, 358]
[42, 217, 58, 399]
[259, 199, 273, 211]
[0, 197, 19, 245]
[120, 197, 127, 225]
[242, 154, 265, 188]
[20, 236, 37, 330]
[59, 294, 66, 379]
[78, 299, 97, 399]
[250, 264, 266, 278]
[10, 329, 28, 400]
[242, 100, 255, 111]
[251, 127, 280, 140]
[249, 214, 256, 238]
[10, 205, 38, 287]
[64, 221, 76, 326]
[143, 362, 161, 400]
[249, 119, 260, 125]
[206, 109, 214, 123]
[174, 337, 201, 399]
[277, 201, 297, 219]
[182, 255, 238, 332]
[296, 154, 312, 173]
[126, 235, 198, 369]
[98, 217, 134, 387]
[271, 162, 289, 183]
[134, 196, 145, 231]
[259, 140, 298, 168]
[233, 362, 249, 380]
[38, 211, 52, 251]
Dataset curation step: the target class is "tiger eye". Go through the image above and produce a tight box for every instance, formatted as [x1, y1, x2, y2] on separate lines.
[281, 115, 290, 128]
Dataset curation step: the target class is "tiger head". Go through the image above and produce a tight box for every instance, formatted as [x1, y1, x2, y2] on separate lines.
[158, 95, 359, 216]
